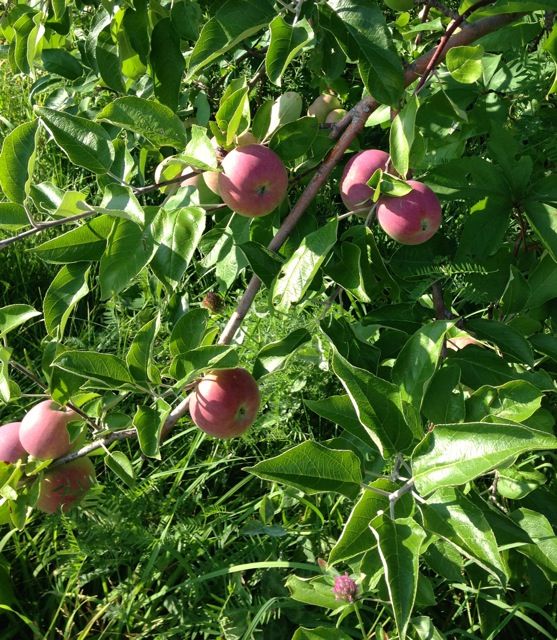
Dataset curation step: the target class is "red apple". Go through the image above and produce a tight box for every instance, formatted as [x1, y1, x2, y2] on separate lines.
[307, 93, 342, 123]
[377, 180, 442, 245]
[19, 399, 77, 460]
[37, 457, 96, 514]
[189, 367, 260, 438]
[218, 144, 288, 217]
[340, 149, 390, 212]
[0, 422, 26, 463]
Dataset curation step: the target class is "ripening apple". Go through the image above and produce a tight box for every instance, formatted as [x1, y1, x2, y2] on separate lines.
[325, 108, 347, 124]
[189, 368, 260, 438]
[0, 422, 27, 463]
[218, 144, 288, 217]
[339, 149, 390, 212]
[376, 180, 442, 245]
[202, 170, 221, 196]
[19, 400, 78, 460]
[235, 131, 259, 146]
[307, 93, 342, 123]
[36, 457, 96, 514]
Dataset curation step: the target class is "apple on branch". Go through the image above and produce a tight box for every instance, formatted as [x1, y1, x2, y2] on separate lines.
[218, 144, 288, 217]
[339, 149, 390, 213]
[36, 457, 96, 514]
[19, 399, 78, 460]
[0, 421, 27, 464]
[377, 180, 442, 245]
[307, 93, 342, 123]
[189, 367, 260, 438]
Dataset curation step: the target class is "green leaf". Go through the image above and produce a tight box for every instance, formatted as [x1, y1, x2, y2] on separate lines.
[510, 508, 557, 582]
[500, 265, 530, 315]
[0, 346, 13, 404]
[96, 28, 126, 93]
[0, 120, 38, 203]
[370, 516, 426, 640]
[329, 478, 412, 564]
[420, 487, 507, 584]
[238, 241, 284, 288]
[149, 18, 184, 111]
[0, 203, 28, 230]
[268, 91, 303, 134]
[96, 97, 187, 149]
[292, 627, 352, 640]
[272, 219, 337, 313]
[446, 45, 484, 84]
[43, 263, 90, 337]
[96, 184, 145, 226]
[215, 83, 249, 148]
[150, 206, 206, 291]
[187, 0, 276, 79]
[99, 219, 153, 299]
[497, 466, 546, 500]
[169, 308, 209, 357]
[412, 422, 557, 496]
[35, 107, 114, 174]
[331, 350, 416, 457]
[245, 441, 362, 499]
[133, 404, 169, 459]
[392, 320, 454, 411]
[180, 125, 217, 170]
[252, 328, 311, 379]
[170, 345, 239, 383]
[269, 116, 319, 164]
[41, 48, 83, 79]
[389, 95, 418, 178]
[126, 315, 161, 385]
[467, 318, 534, 365]
[524, 201, 557, 263]
[286, 575, 341, 610]
[422, 363, 465, 425]
[266, 16, 313, 86]
[105, 450, 135, 488]
[32, 215, 113, 263]
[526, 253, 557, 309]
[466, 381, 543, 423]
[52, 351, 133, 388]
[326, 0, 404, 107]
[0, 304, 41, 338]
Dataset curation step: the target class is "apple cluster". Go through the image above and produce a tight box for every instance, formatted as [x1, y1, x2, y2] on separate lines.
[0, 400, 95, 514]
[339, 149, 442, 245]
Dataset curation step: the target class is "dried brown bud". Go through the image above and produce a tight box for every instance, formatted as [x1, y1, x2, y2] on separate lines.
[201, 292, 224, 314]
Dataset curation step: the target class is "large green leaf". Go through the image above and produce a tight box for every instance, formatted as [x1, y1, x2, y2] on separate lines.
[266, 16, 313, 86]
[524, 201, 557, 263]
[43, 263, 90, 337]
[0, 120, 38, 203]
[252, 328, 311, 379]
[292, 627, 352, 640]
[392, 320, 454, 412]
[446, 45, 484, 84]
[465, 380, 543, 423]
[169, 308, 209, 356]
[272, 219, 337, 312]
[390, 95, 418, 178]
[0, 305, 40, 338]
[325, 0, 404, 106]
[150, 18, 184, 110]
[96, 97, 187, 148]
[35, 107, 114, 174]
[150, 206, 206, 290]
[126, 315, 161, 385]
[0, 203, 29, 230]
[370, 516, 426, 640]
[245, 441, 362, 499]
[332, 350, 416, 457]
[510, 508, 557, 582]
[32, 215, 113, 263]
[99, 219, 153, 299]
[269, 116, 319, 164]
[133, 402, 169, 459]
[412, 422, 557, 496]
[467, 318, 534, 365]
[52, 351, 133, 388]
[187, 0, 276, 78]
[421, 487, 507, 584]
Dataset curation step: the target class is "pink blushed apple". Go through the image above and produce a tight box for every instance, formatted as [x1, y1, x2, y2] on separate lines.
[377, 180, 442, 245]
[189, 368, 260, 438]
[0, 422, 27, 463]
[37, 457, 96, 514]
[19, 399, 77, 460]
[218, 144, 288, 217]
[339, 149, 390, 212]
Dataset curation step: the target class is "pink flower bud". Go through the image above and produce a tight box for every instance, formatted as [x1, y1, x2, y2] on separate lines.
[332, 572, 358, 602]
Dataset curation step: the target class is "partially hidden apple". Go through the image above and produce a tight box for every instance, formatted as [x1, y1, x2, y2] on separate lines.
[339, 149, 390, 212]
[307, 93, 342, 123]
[218, 144, 288, 217]
[37, 457, 96, 514]
[0, 422, 27, 463]
[189, 368, 260, 438]
[377, 180, 442, 245]
[19, 399, 77, 460]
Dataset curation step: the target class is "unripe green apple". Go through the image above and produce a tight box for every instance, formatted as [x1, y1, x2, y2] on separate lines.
[307, 93, 342, 123]
[339, 149, 390, 212]
[377, 180, 442, 245]
[218, 144, 288, 217]
[189, 368, 260, 438]
[37, 457, 96, 514]
[235, 131, 259, 146]
[0, 422, 27, 463]
[383, 0, 414, 11]
[325, 108, 347, 124]
[19, 400, 77, 460]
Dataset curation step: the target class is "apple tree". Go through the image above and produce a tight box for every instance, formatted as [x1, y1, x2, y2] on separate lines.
[1, 0, 557, 637]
